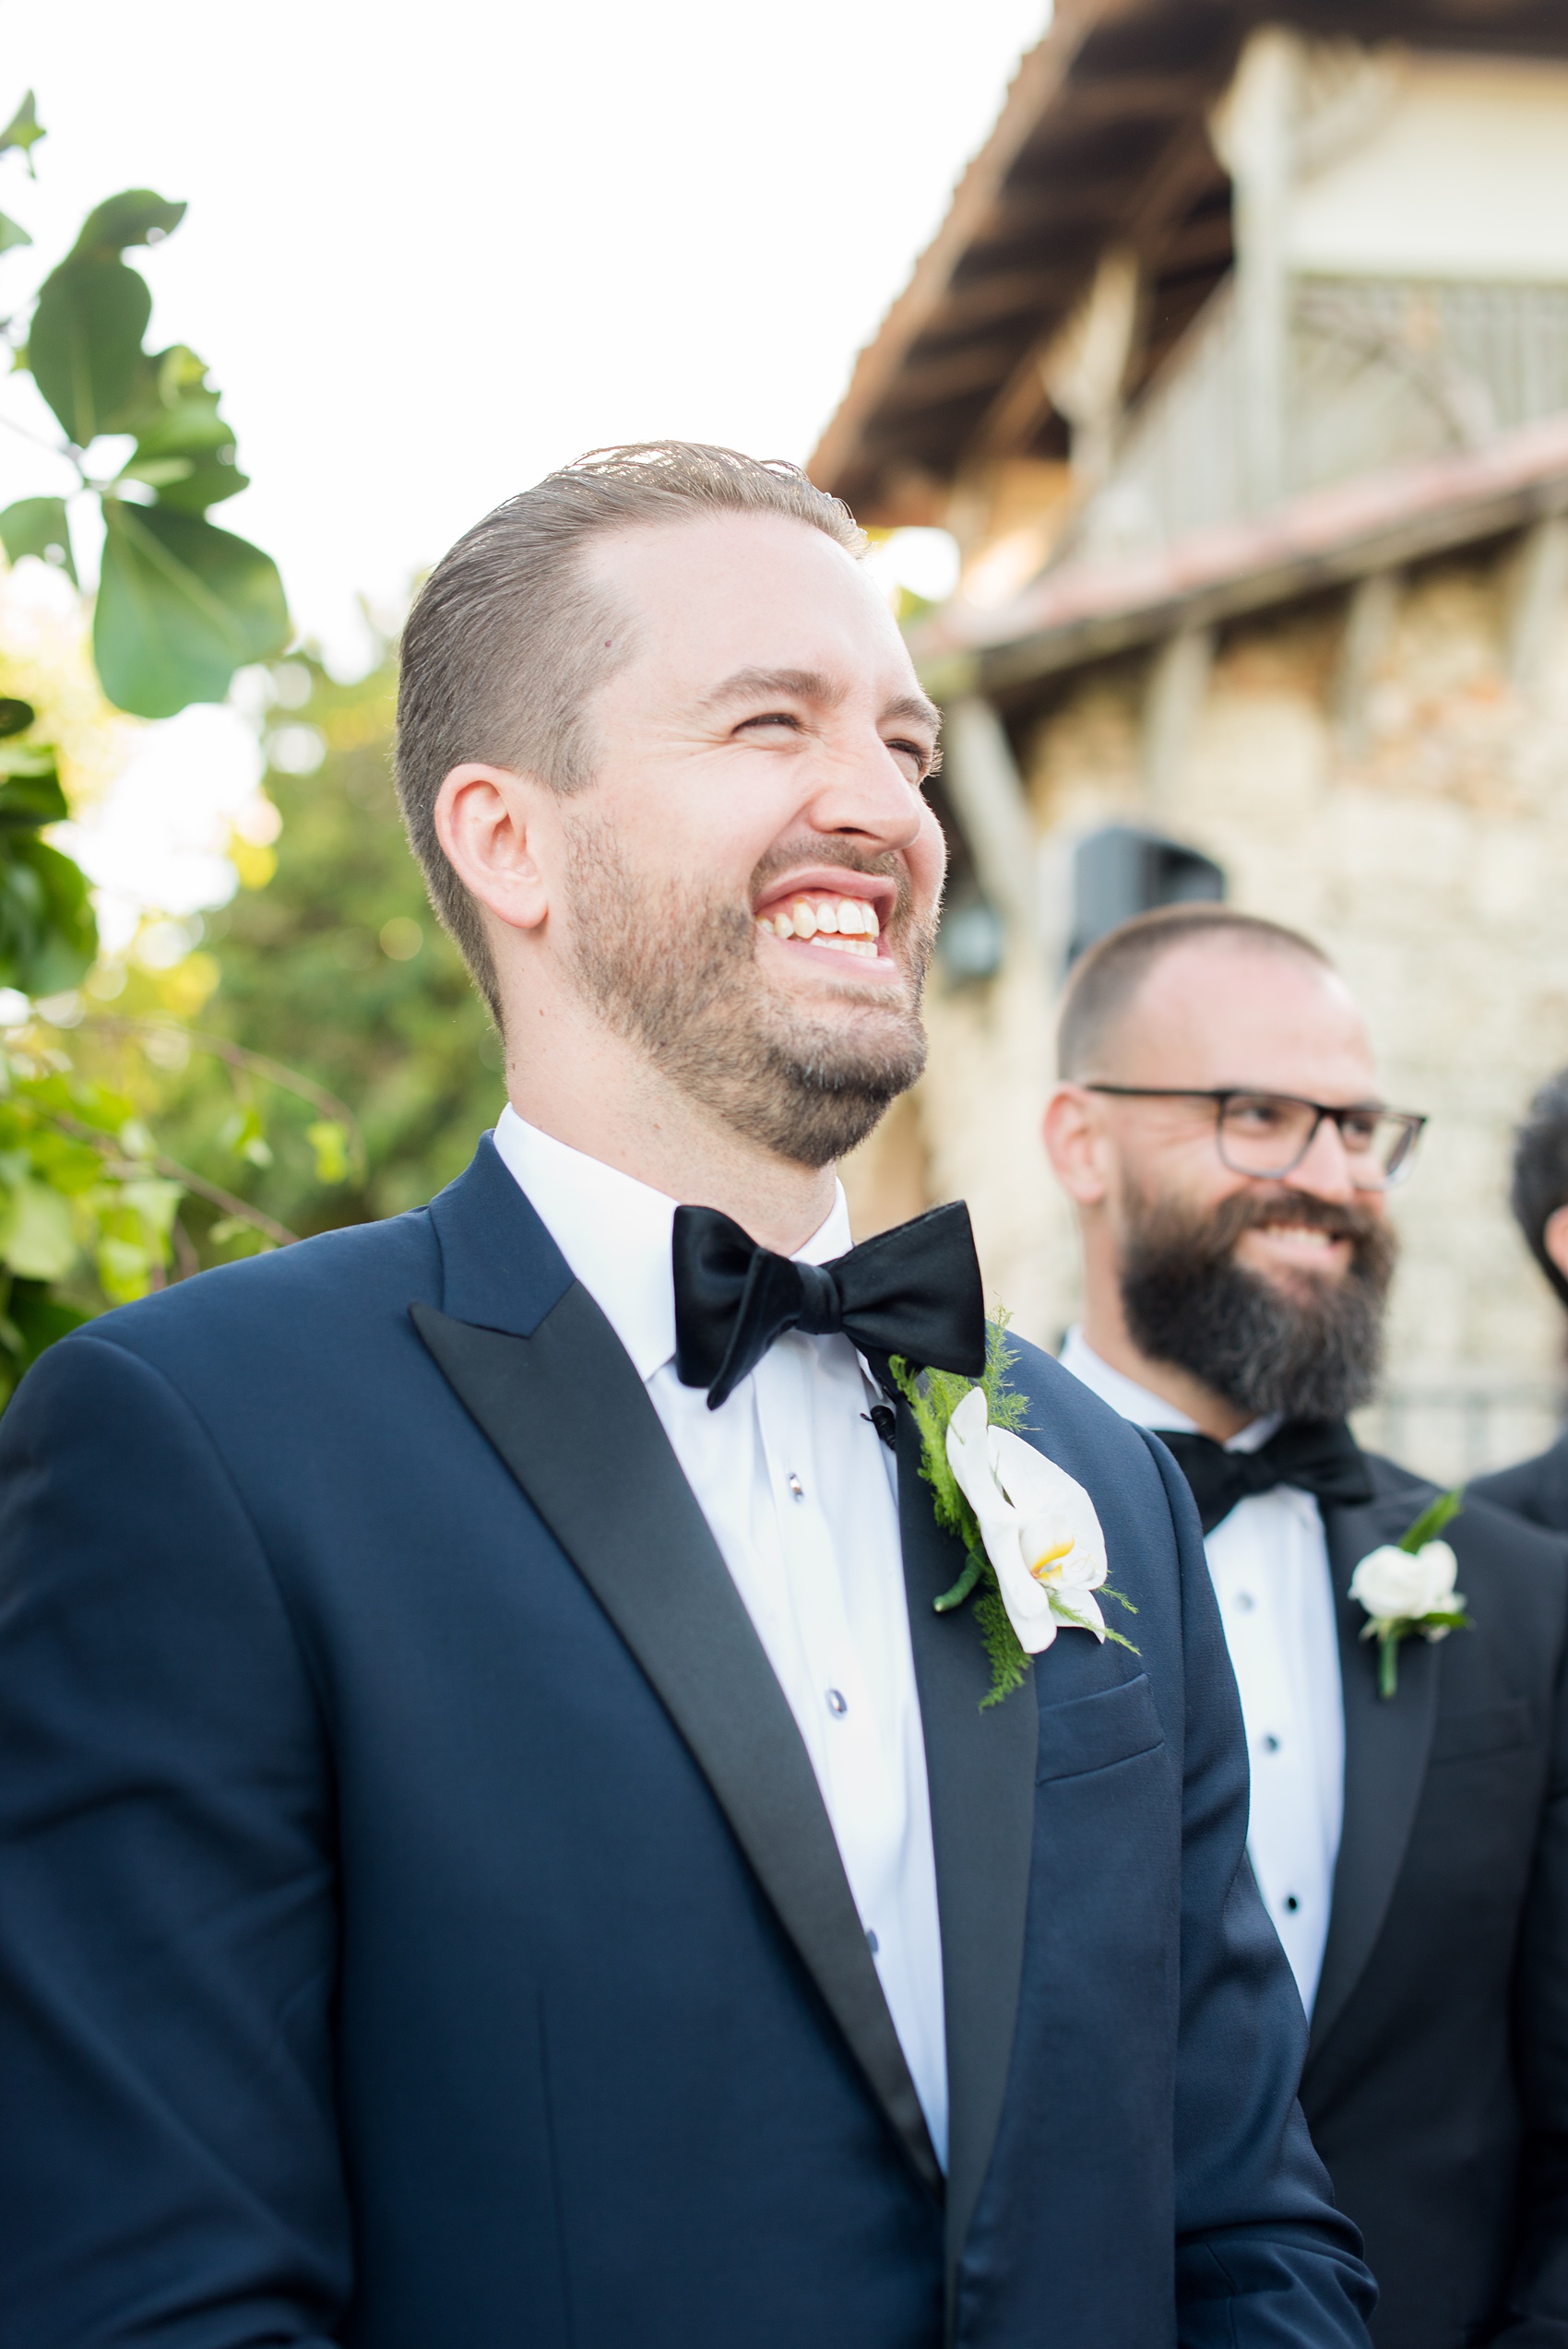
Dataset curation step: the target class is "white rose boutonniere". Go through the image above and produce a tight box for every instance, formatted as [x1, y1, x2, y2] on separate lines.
[1348, 1488, 1470, 1698]
[892, 1321, 1137, 1710]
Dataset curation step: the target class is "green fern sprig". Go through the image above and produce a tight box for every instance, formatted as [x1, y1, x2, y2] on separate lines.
[891, 1318, 1033, 1707]
[974, 1590, 1031, 1708]
[891, 1316, 1140, 1707]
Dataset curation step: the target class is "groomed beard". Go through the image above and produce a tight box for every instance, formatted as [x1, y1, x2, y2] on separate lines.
[560, 813, 935, 1168]
[1119, 1181, 1398, 1421]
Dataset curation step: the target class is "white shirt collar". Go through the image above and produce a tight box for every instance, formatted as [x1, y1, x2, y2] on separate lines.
[1058, 1325, 1280, 1454]
[491, 1103, 854, 1385]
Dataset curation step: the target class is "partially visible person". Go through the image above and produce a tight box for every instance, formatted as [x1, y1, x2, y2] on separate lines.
[1472, 1068, 1568, 1531]
[1043, 905, 1568, 2349]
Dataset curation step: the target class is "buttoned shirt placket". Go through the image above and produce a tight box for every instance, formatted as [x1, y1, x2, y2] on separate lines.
[491, 1107, 949, 2166]
[1059, 1327, 1345, 2015]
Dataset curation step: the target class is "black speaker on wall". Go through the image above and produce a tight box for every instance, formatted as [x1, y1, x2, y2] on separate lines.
[1067, 825, 1225, 967]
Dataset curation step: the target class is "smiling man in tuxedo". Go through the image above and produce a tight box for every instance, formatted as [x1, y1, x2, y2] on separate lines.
[1045, 906, 1568, 2349]
[0, 446, 1372, 2348]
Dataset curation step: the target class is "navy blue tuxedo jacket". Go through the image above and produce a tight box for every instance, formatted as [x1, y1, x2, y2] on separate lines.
[0, 1139, 1373, 2347]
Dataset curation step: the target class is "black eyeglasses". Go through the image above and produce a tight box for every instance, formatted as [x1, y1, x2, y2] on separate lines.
[1085, 1086, 1427, 1190]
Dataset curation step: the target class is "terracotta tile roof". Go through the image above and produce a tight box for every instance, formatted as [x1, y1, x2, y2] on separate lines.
[909, 412, 1568, 694]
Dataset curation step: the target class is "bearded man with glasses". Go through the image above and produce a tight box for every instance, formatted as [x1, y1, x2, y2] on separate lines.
[1046, 904, 1568, 2349]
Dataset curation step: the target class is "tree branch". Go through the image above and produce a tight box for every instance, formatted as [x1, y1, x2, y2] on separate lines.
[77, 1014, 368, 1182]
[40, 1106, 299, 1248]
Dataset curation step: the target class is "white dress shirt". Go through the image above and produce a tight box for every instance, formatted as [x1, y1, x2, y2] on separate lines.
[493, 1107, 948, 2165]
[1060, 1328, 1344, 2015]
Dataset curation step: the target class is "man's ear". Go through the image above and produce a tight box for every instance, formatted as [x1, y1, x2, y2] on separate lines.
[1043, 1083, 1112, 1207]
[1543, 1204, 1568, 1286]
[434, 763, 553, 934]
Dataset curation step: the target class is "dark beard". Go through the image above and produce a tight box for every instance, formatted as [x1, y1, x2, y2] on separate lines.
[561, 815, 934, 1169]
[1119, 1183, 1398, 1421]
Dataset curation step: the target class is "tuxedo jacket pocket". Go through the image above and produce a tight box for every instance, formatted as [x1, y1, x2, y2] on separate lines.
[1428, 1694, 1533, 1765]
[1036, 1671, 1164, 1784]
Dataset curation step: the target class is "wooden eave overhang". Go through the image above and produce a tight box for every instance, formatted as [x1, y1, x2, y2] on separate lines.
[905, 413, 1568, 704]
[809, 0, 1568, 526]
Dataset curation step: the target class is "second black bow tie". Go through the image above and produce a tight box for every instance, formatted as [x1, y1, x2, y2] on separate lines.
[672, 1199, 986, 1410]
[1153, 1418, 1376, 1536]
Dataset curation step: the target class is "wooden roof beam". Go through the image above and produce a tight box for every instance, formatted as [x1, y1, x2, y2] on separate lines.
[868, 341, 1030, 415]
[979, 172, 1149, 244]
[1051, 68, 1223, 126]
[807, 0, 1153, 494]
[1125, 113, 1229, 255]
[968, 111, 1229, 467]
[1150, 208, 1233, 275]
[934, 264, 1095, 336]
[974, 342, 1072, 467]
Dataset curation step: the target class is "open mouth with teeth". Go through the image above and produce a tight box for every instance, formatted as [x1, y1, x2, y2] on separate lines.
[1240, 1221, 1354, 1275]
[753, 887, 889, 966]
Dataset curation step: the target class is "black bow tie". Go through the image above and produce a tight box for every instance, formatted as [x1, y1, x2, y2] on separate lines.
[672, 1200, 986, 1411]
[1153, 1418, 1375, 1535]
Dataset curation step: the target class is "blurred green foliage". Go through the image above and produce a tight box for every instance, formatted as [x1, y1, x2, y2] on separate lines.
[0, 694, 94, 995]
[0, 91, 294, 1403]
[0, 92, 502, 1407]
[149, 649, 505, 1235]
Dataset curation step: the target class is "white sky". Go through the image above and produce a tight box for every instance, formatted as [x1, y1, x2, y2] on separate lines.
[1, 0, 1049, 672]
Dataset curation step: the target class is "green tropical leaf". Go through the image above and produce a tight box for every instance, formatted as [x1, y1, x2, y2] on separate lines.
[135, 447, 247, 516]
[117, 1175, 182, 1239]
[28, 256, 152, 445]
[0, 760, 66, 829]
[0, 212, 30, 256]
[218, 1100, 273, 1167]
[27, 192, 189, 446]
[305, 1121, 352, 1184]
[94, 500, 290, 717]
[136, 346, 232, 451]
[0, 1177, 77, 1280]
[0, 91, 44, 175]
[0, 496, 77, 585]
[27, 1125, 103, 1194]
[0, 835, 96, 993]
[68, 189, 184, 262]
[0, 736, 57, 777]
[95, 1231, 156, 1303]
[117, 347, 247, 515]
[0, 698, 33, 739]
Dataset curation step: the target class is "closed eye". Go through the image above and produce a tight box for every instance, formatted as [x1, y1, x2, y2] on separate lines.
[887, 737, 934, 783]
[736, 711, 803, 738]
[733, 710, 933, 779]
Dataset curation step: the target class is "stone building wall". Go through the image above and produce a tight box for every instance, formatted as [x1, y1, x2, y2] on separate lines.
[844, 538, 1568, 1481]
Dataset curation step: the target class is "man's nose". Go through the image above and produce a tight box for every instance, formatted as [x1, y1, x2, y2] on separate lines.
[804, 733, 924, 851]
[1290, 1113, 1363, 1202]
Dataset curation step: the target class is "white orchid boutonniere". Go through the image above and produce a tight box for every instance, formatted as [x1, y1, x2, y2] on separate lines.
[893, 1322, 1137, 1709]
[1348, 1487, 1470, 1699]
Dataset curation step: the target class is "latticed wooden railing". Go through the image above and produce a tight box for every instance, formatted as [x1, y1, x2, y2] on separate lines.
[1087, 273, 1568, 552]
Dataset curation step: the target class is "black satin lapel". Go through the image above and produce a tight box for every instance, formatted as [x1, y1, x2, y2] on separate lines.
[1307, 1495, 1442, 2066]
[410, 1289, 941, 2198]
[897, 1399, 1037, 2316]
